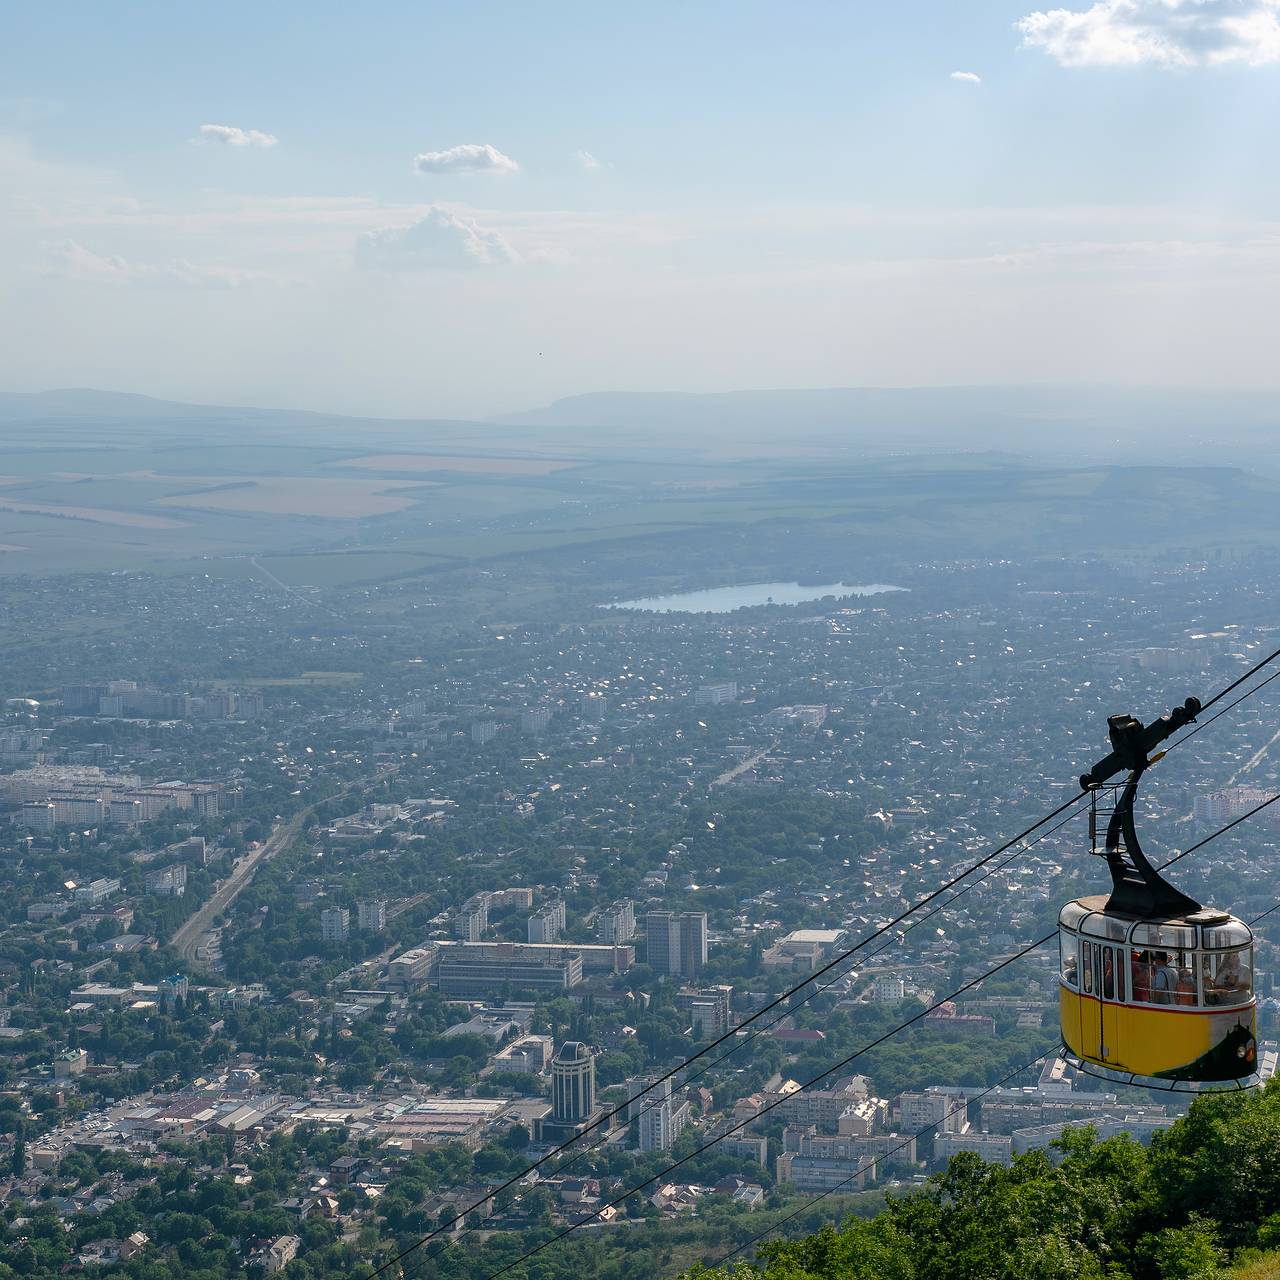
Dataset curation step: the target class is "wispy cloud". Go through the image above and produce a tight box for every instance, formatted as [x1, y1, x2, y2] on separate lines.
[413, 143, 518, 176]
[950, 70, 983, 84]
[1018, 0, 1280, 67]
[357, 206, 518, 269]
[197, 123, 279, 148]
[41, 239, 283, 286]
[576, 149, 602, 170]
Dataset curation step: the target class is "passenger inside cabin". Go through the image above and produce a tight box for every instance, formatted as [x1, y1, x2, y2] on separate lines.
[1205, 952, 1248, 1005]
[1176, 965, 1197, 1006]
[1151, 951, 1179, 1005]
[1131, 950, 1152, 1002]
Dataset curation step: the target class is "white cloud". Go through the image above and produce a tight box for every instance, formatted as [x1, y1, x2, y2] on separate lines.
[576, 149, 602, 170]
[1017, 0, 1280, 67]
[358, 206, 518, 269]
[197, 123, 279, 148]
[413, 143, 518, 176]
[41, 239, 282, 286]
[950, 70, 983, 83]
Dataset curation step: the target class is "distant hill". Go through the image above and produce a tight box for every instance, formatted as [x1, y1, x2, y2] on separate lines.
[4, 384, 1277, 466]
[499, 385, 1280, 464]
[0, 388, 350, 425]
[0, 389, 503, 443]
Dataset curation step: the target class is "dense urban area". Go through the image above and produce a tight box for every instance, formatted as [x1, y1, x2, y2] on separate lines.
[2, 505, 1279, 1280]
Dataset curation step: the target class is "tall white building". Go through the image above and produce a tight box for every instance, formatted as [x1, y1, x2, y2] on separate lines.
[457, 893, 490, 941]
[528, 900, 566, 943]
[358, 899, 387, 932]
[579, 692, 608, 721]
[551, 1041, 596, 1123]
[639, 1079, 674, 1153]
[520, 707, 551, 735]
[597, 899, 636, 945]
[646, 911, 708, 979]
[320, 907, 350, 943]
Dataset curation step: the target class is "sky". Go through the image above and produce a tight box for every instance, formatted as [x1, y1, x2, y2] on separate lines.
[4, 0, 1280, 419]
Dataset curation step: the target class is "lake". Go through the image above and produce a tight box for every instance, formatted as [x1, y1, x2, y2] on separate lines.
[603, 581, 907, 613]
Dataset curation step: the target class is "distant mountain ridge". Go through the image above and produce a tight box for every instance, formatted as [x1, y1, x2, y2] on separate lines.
[3, 385, 1277, 466]
[497, 385, 1280, 460]
[0, 388, 325, 423]
[0, 388, 486, 434]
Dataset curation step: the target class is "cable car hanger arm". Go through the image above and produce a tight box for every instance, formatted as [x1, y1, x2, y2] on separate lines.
[1078, 697, 1204, 918]
[1079, 696, 1201, 791]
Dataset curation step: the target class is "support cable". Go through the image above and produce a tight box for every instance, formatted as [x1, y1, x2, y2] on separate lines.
[469, 789, 1279, 1280]
[374, 647, 1280, 1280]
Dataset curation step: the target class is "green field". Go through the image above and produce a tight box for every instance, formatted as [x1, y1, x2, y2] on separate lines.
[2, 400, 1277, 583]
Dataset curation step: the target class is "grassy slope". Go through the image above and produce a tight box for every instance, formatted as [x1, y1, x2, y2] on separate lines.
[1234, 1255, 1280, 1279]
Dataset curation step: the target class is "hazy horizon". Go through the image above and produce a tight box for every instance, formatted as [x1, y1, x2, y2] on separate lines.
[7, 2, 1280, 417]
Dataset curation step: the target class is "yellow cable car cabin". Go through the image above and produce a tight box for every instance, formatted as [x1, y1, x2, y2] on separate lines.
[1058, 898, 1255, 1083]
[1059, 700, 1257, 1088]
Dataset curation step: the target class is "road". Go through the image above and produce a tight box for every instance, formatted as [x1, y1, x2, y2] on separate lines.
[1227, 723, 1280, 788]
[170, 766, 398, 964]
[171, 810, 307, 963]
[711, 740, 778, 789]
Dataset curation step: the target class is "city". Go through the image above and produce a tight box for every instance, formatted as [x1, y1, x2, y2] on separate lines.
[2, 539, 1279, 1277]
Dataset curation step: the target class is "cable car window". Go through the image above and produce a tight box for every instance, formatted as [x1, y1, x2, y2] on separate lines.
[1174, 954, 1196, 1005]
[1203, 947, 1252, 1006]
[1112, 946, 1126, 1002]
[1130, 949, 1152, 1003]
[1060, 931, 1079, 988]
[1081, 941, 1095, 995]
[1202, 922, 1251, 950]
[1059, 902, 1088, 930]
[1102, 948, 1115, 999]
[1131, 923, 1195, 950]
[1080, 913, 1127, 940]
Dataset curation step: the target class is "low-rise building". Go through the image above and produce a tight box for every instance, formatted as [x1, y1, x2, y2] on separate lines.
[933, 1131, 1013, 1167]
[54, 1048, 88, 1079]
[388, 947, 438, 992]
[493, 1034, 554, 1075]
[762, 929, 848, 973]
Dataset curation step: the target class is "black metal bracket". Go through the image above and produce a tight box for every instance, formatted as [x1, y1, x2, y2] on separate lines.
[1079, 698, 1201, 791]
[1079, 699, 1203, 919]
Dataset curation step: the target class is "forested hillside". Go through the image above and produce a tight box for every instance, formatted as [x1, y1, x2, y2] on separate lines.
[689, 1083, 1280, 1280]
